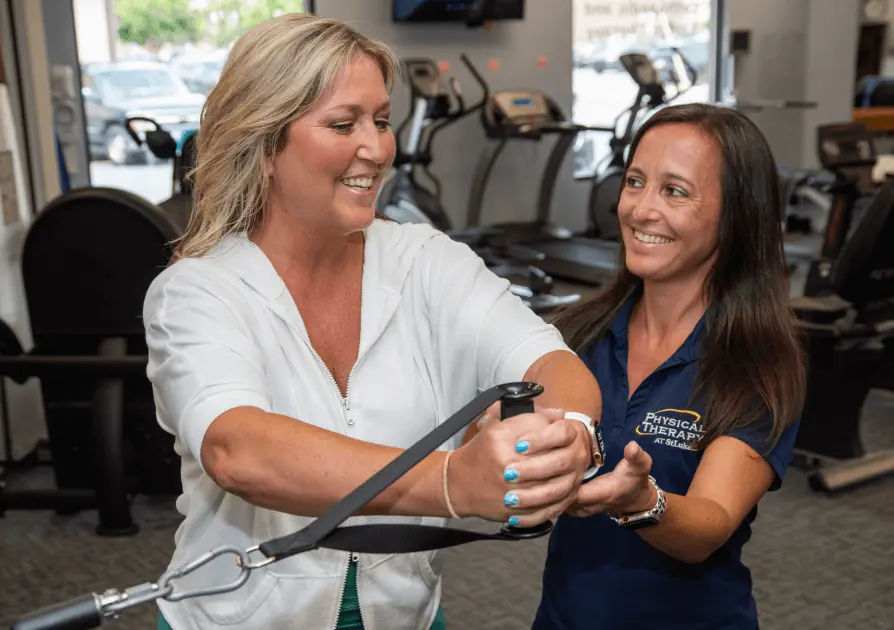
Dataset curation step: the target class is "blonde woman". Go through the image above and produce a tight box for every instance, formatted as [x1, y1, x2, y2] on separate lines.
[144, 14, 650, 630]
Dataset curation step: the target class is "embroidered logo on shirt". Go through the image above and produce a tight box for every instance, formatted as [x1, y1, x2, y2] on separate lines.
[635, 408, 703, 451]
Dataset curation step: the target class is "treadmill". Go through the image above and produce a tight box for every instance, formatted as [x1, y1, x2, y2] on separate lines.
[461, 56, 622, 286]
[377, 57, 581, 314]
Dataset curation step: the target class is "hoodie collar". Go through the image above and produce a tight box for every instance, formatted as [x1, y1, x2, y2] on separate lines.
[205, 219, 435, 352]
[207, 219, 414, 301]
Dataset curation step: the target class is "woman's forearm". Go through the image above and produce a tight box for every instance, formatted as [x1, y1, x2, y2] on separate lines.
[635, 491, 733, 564]
[526, 350, 603, 421]
[201, 406, 450, 518]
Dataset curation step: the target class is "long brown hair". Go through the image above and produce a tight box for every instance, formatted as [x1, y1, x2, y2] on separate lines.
[555, 103, 806, 449]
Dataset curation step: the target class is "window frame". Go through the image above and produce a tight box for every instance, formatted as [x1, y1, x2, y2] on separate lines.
[570, 0, 727, 181]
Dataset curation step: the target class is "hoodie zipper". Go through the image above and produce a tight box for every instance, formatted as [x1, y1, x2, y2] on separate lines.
[335, 553, 350, 630]
[332, 552, 364, 630]
[332, 310, 396, 630]
[269, 300, 398, 630]
[270, 301, 397, 427]
[352, 552, 366, 630]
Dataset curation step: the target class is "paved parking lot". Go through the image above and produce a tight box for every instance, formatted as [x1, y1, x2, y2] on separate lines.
[89, 160, 174, 205]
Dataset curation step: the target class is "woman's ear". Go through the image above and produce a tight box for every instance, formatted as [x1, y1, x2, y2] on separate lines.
[266, 156, 274, 178]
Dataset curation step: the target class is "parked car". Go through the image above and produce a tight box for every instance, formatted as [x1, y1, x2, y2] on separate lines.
[82, 61, 205, 165]
[170, 54, 226, 95]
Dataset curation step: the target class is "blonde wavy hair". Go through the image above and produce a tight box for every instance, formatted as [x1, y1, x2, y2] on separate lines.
[173, 14, 400, 260]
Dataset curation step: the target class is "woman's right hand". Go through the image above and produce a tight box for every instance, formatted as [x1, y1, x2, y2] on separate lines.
[447, 408, 592, 526]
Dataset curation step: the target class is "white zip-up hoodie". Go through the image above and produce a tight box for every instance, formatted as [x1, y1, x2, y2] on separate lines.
[144, 219, 572, 630]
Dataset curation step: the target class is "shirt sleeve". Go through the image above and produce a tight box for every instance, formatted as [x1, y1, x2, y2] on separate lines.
[143, 264, 272, 472]
[416, 233, 573, 394]
[726, 415, 801, 491]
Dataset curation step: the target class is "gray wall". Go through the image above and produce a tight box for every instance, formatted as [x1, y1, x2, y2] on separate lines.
[801, 0, 860, 170]
[315, 0, 588, 231]
[320, 0, 863, 221]
[728, 0, 860, 169]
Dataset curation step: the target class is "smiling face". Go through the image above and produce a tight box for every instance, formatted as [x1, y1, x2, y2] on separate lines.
[266, 53, 395, 235]
[618, 122, 724, 286]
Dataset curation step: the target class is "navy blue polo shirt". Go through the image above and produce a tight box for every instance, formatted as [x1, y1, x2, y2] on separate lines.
[532, 297, 800, 630]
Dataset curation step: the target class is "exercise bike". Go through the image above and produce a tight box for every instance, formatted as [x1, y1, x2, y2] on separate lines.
[377, 56, 580, 314]
[801, 123, 879, 297]
[587, 49, 697, 241]
[788, 123, 894, 492]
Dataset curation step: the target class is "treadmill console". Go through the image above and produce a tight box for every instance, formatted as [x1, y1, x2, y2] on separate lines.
[620, 53, 660, 87]
[491, 90, 556, 125]
[817, 123, 877, 171]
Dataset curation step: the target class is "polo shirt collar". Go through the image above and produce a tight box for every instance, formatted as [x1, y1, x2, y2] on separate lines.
[607, 290, 707, 367]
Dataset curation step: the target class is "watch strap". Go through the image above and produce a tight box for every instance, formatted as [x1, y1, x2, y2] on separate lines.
[563, 412, 605, 481]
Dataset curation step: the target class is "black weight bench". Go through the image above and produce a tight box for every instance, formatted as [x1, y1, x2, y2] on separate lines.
[0, 187, 182, 535]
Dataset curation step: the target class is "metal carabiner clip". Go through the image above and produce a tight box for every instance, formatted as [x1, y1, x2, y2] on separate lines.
[240, 544, 278, 570]
[159, 545, 253, 603]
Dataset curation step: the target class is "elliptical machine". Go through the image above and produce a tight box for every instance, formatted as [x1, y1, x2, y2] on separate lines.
[587, 50, 697, 240]
[377, 56, 580, 314]
[376, 59, 468, 229]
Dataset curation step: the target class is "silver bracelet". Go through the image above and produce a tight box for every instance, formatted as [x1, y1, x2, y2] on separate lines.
[608, 475, 666, 528]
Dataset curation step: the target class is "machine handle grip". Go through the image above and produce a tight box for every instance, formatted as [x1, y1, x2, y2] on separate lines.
[121, 116, 159, 146]
[10, 594, 102, 630]
[498, 382, 551, 537]
[669, 46, 698, 88]
[499, 381, 542, 419]
[459, 53, 489, 102]
[447, 76, 466, 117]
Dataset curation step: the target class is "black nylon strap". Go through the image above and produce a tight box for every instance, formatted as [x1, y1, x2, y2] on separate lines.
[258, 387, 508, 559]
[315, 523, 526, 553]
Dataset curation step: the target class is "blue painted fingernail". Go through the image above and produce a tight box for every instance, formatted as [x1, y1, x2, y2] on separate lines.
[504, 492, 520, 507]
[515, 440, 530, 454]
[507, 516, 521, 527]
[504, 467, 519, 482]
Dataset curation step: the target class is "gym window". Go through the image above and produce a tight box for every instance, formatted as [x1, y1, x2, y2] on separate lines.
[572, 0, 716, 180]
[76, 0, 312, 203]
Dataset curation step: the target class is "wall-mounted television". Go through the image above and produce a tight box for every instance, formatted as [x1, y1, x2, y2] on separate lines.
[393, 0, 525, 23]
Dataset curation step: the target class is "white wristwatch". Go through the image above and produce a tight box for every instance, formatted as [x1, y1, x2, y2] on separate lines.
[563, 412, 605, 482]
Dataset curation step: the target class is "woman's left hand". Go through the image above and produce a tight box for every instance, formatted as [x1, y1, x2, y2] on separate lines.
[565, 441, 657, 517]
